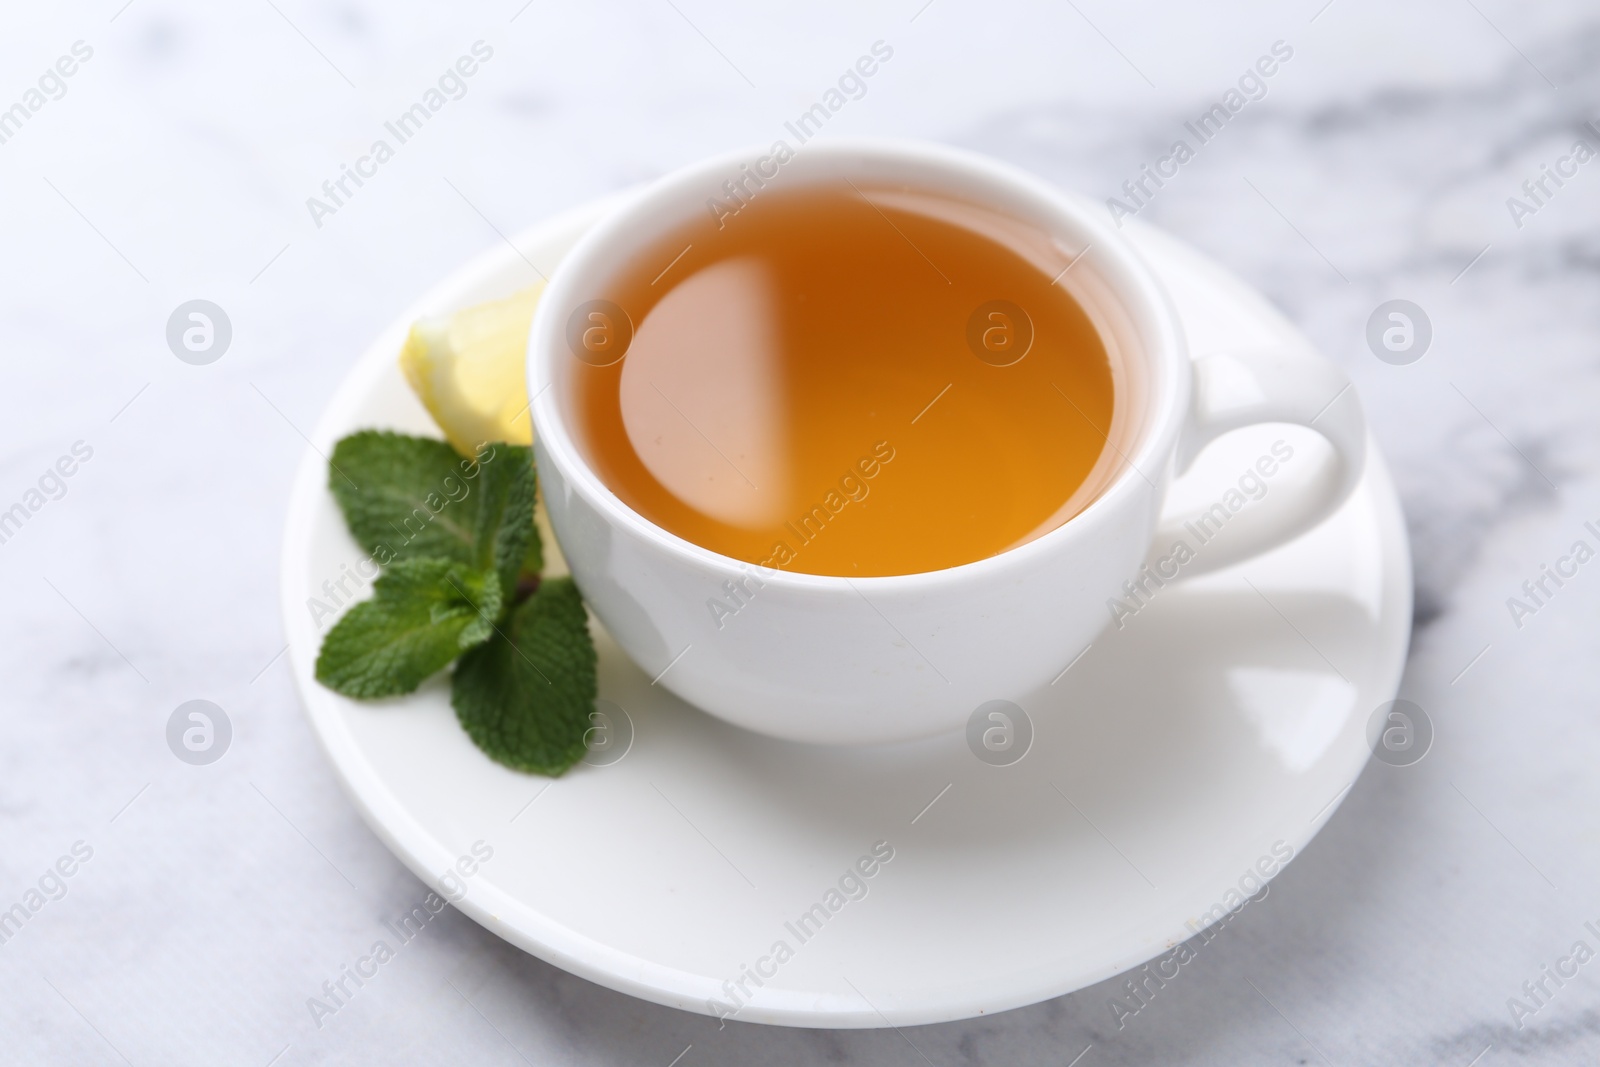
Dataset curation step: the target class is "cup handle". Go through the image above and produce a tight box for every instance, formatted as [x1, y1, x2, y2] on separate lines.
[1150, 348, 1366, 578]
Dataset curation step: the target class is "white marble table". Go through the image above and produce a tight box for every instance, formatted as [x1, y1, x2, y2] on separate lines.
[2, 1, 1597, 1063]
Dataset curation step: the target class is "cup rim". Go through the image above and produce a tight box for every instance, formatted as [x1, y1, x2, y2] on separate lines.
[528, 137, 1190, 589]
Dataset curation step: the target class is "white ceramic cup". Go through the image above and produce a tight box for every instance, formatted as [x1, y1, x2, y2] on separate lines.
[528, 139, 1366, 746]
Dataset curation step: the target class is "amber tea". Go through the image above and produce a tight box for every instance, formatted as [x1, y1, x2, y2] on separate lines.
[567, 181, 1115, 577]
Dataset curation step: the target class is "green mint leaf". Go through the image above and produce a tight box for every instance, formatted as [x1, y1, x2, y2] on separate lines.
[451, 576, 596, 775]
[466, 443, 542, 596]
[327, 431, 541, 591]
[328, 431, 483, 566]
[316, 558, 502, 698]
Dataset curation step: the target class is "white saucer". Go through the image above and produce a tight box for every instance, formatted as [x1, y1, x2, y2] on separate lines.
[279, 192, 1412, 1028]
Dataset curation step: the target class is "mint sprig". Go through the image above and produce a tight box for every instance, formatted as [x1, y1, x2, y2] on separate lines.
[328, 431, 482, 564]
[315, 432, 595, 776]
[327, 431, 543, 584]
[315, 559, 500, 697]
[466, 439, 542, 595]
[452, 577, 597, 775]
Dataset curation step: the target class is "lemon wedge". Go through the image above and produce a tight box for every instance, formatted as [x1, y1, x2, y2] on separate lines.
[399, 282, 544, 455]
